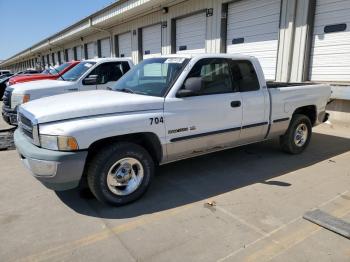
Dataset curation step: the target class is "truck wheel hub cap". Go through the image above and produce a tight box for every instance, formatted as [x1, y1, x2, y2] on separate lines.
[107, 158, 144, 196]
[294, 123, 308, 147]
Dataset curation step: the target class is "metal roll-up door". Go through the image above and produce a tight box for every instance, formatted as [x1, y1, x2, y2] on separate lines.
[118, 32, 132, 58]
[49, 53, 53, 66]
[87, 42, 95, 59]
[100, 38, 111, 58]
[309, 0, 350, 82]
[61, 51, 65, 63]
[226, 0, 281, 80]
[67, 48, 74, 61]
[176, 12, 206, 54]
[142, 24, 162, 59]
[76, 46, 82, 60]
[55, 53, 59, 65]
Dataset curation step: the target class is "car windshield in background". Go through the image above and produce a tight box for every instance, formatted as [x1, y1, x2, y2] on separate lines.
[113, 57, 189, 97]
[48, 63, 71, 75]
[61, 62, 96, 82]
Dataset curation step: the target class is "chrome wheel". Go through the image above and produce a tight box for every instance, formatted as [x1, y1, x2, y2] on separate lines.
[294, 123, 308, 147]
[106, 158, 144, 196]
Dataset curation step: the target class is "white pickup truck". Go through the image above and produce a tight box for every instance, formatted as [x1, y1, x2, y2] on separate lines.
[2, 58, 133, 125]
[14, 54, 331, 206]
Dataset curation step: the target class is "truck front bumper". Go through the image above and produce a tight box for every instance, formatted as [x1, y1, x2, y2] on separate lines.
[14, 129, 88, 191]
[2, 106, 17, 125]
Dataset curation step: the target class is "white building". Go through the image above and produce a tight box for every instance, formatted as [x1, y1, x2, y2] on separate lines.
[1, 0, 349, 121]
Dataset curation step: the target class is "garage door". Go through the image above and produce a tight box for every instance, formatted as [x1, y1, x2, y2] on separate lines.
[55, 53, 59, 65]
[87, 43, 95, 59]
[226, 0, 281, 80]
[142, 24, 162, 59]
[176, 12, 206, 54]
[118, 32, 132, 58]
[100, 38, 111, 58]
[309, 0, 350, 82]
[49, 54, 53, 66]
[76, 46, 82, 60]
[67, 48, 74, 61]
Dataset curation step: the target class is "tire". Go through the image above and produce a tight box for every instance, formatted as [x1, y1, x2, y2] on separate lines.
[280, 114, 312, 154]
[87, 142, 155, 206]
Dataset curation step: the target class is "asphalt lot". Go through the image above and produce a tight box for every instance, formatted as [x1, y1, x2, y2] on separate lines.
[0, 116, 350, 261]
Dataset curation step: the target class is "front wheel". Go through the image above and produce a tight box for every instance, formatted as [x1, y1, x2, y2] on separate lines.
[280, 114, 312, 154]
[87, 142, 154, 206]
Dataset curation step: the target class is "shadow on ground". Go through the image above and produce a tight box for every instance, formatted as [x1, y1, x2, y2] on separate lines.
[56, 133, 350, 219]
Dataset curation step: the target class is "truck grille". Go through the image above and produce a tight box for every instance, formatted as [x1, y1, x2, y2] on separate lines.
[19, 113, 33, 139]
[2, 89, 12, 108]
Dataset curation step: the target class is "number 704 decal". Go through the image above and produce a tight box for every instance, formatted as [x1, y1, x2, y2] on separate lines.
[149, 117, 164, 125]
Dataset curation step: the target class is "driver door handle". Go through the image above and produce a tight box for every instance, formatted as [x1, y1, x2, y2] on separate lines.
[67, 88, 78, 91]
[231, 101, 241, 108]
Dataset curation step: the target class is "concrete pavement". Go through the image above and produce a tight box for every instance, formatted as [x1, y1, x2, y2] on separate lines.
[0, 122, 349, 261]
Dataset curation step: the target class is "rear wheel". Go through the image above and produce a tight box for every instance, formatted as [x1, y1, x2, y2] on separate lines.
[87, 142, 154, 206]
[280, 114, 312, 154]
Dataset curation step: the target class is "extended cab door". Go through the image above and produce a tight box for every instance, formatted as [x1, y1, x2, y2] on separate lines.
[82, 62, 130, 90]
[164, 58, 243, 161]
[232, 60, 269, 143]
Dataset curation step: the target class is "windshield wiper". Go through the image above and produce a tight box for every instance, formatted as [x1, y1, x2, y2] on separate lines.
[49, 65, 65, 81]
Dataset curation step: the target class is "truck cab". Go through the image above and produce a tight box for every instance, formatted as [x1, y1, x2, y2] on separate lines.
[2, 58, 133, 125]
[14, 54, 331, 206]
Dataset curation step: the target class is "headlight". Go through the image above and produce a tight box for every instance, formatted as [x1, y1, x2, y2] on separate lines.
[11, 94, 30, 109]
[40, 135, 79, 151]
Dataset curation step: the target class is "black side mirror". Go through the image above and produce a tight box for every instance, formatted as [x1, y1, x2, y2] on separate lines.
[177, 77, 202, 98]
[83, 75, 98, 85]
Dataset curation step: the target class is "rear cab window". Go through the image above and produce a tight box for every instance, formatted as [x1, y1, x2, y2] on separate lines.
[230, 60, 260, 92]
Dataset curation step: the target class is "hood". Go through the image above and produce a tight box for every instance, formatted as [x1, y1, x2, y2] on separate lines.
[11, 80, 74, 94]
[20, 90, 164, 124]
[10, 74, 57, 84]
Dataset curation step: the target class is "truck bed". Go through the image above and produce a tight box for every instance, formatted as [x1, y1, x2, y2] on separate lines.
[267, 82, 316, 88]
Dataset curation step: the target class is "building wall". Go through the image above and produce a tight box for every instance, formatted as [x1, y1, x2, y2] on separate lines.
[1, 0, 350, 122]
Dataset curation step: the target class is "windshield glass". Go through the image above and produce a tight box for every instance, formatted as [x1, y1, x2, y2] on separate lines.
[48, 63, 71, 75]
[61, 61, 96, 82]
[113, 58, 189, 97]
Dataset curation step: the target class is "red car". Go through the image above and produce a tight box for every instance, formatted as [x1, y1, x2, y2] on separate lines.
[8, 61, 80, 86]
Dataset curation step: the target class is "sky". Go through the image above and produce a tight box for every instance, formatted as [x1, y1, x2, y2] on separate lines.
[0, 0, 115, 60]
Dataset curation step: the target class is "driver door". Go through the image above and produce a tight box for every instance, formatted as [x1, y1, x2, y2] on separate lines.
[164, 58, 243, 161]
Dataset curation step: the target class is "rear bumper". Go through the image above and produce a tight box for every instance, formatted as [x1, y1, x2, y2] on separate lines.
[14, 129, 88, 191]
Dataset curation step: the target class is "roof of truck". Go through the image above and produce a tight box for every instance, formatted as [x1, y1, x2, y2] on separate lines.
[83, 57, 133, 63]
[155, 53, 255, 60]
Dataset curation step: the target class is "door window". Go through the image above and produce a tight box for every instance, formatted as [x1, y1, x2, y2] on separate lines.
[185, 58, 233, 96]
[87, 62, 125, 84]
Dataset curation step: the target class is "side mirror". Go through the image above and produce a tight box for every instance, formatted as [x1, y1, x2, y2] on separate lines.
[83, 75, 98, 85]
[176, 77, 202, 98]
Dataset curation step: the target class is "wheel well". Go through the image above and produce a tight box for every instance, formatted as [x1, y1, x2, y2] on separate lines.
[85, 133, 163, 166]
[293, 105, 316, 126]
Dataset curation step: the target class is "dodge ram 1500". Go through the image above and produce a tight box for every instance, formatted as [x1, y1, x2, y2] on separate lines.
[14, 54, 331, 206]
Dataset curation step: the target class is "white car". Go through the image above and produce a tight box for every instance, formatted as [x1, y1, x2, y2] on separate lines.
[14, 54, 331, 206]
[2, 58, 133, 125]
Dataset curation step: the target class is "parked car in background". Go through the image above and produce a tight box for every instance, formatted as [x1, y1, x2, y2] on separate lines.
[2, 58, 133, 125]
[8, 61, 79, 86]
[13, 54, 331, 206]
[0, 70, 11, 76]
[0, 74, 14, 99]
[21, 69, 42, 74]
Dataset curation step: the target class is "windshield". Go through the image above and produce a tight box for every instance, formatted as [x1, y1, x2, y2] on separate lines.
[48, 63, 71, 75]
[61, 61, 96, 82]
[113, 57, 189, 97]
